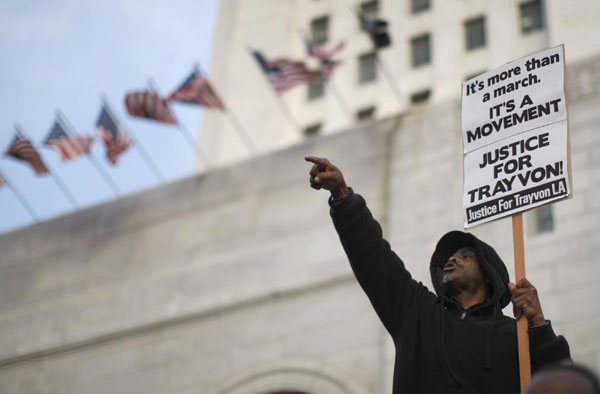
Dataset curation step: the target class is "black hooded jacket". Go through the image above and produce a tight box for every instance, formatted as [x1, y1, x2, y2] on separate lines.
[329, 190, 570, 394]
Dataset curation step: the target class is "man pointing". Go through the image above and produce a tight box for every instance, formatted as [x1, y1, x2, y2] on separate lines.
[305, 156, 570, 394]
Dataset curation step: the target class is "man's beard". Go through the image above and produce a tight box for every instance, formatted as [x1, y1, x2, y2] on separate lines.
[442, 271, 452, 284]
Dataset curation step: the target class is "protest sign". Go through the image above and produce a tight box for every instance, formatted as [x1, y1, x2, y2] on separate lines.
[462, 45, 571, 227]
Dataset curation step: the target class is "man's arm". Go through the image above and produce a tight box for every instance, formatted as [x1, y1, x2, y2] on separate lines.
[509, 279, 572, 368]
[305, 156, 431, 335]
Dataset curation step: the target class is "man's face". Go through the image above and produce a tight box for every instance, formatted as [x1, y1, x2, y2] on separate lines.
[442, 246, 486, 291]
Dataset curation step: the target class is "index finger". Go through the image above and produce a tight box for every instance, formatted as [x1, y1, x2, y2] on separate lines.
[304, 156, 327, 167]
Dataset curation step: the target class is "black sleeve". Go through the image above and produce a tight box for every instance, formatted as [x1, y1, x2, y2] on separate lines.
[329, 189, 431, 336]
[529, 320, 571, 372]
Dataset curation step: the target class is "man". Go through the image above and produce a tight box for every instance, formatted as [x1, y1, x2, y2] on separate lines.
[305, 156, 571, 394]
[525, 363, 600, 394]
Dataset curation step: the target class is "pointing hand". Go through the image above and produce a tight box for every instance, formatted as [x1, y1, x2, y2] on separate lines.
[304, 156, 349, 199]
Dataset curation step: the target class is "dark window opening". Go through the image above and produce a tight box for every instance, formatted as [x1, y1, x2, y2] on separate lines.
[307, 78, 325, 100]
[303, 123, 322, 137]
[520, 0, 544, 34]
[411, 34, 431, 67]
[411, 89, 431, 104]
[356, 106, 376, 121]
[411, 0, 430, 14]
[311, 16, 329, 45]
[358, 52, 377, 83]
[360, 0, 379, 20]
[465, 16, 486, 50]
[533, 205, 554, 233]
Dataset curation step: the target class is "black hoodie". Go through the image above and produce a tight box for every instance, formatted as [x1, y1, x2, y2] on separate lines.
[330, 190, 570, 394]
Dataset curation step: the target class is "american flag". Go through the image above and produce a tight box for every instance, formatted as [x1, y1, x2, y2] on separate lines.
[305, 40, 345, 78]
[252, 51, 320, 93]
[44, 120, 93, 161]
[96, 105, 132, 165]
[169, 68, 224, 109]
[125, 90, 177, 124]
[5, 131, 49, 174]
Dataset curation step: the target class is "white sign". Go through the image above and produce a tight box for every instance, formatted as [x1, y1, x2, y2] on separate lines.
[462, 45, 571, 227]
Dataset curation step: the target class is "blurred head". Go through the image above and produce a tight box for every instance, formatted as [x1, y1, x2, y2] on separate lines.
[525, 364, 600, 394]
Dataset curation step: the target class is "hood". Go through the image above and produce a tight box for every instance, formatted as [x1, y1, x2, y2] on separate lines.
[430, 231, 511, 308]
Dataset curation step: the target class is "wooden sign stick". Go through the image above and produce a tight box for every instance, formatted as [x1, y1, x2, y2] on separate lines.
[512, 213, 531, 390]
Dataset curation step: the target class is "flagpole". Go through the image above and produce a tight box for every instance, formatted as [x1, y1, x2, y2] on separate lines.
[272, 88, 301, 131]
[175, 116, 211, 168]
[195, 63, 258, 154]
[14, 124, 79, 209]
[147, 78, 212, 168]
[374, 55, 403, 106]
[48, 167, 79, 209]
[226, 109, 258, 152]
[100, 94, 165, 182]
[246, 47, 301, 132]
[325, 78, 352, 121]
[0, 167, 39, 222]
[55, 110, 121, 197]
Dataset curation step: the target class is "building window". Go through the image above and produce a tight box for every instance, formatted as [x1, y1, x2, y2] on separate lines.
[532, 205, 554, 233]
[411, 34, 431, 68]
[303, 122, 322, 137]
[465, 16, 486, 51]
[411, 0, 430, 13]
[520, 0, 544, 34]
[358, 52, 377, 83]
[307, 78, 324, 100]
[311, 16, 329, 45]
[410, 89, 431, 104]
[356, 106, 376, 121]
[360, 0, 379, 19]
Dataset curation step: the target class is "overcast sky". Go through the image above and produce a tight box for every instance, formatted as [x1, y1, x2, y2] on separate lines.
[0, 0, 220, 233]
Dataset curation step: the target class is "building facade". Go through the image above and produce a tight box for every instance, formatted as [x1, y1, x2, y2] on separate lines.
[1, 1, 600, 393]
[199, 0, 600, 166]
